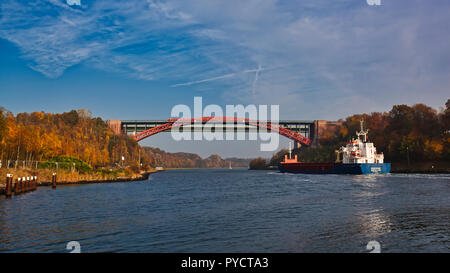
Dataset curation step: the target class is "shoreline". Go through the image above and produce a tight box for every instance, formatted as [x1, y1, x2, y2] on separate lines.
[0, 169, 164, 196]
[250, 168, 450, 174]
[250, 161, 450, 173]
[165, 167, 248, 170]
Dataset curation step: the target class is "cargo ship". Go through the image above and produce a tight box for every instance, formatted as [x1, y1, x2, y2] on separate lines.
[279, 120, 390, 174]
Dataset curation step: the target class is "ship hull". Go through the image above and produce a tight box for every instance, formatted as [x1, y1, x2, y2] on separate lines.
[279, 162, 391, 174]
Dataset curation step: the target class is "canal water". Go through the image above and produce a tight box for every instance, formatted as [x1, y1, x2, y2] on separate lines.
[0, 169, 449, 252]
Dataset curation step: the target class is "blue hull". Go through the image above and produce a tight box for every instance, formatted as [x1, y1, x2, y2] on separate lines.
[279, 163, 391, 174]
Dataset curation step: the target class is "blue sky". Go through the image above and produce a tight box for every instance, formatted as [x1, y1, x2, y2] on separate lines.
[1, 0, 450, 158]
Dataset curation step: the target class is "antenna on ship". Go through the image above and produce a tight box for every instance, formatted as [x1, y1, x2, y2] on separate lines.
[356, 119, 369, 142]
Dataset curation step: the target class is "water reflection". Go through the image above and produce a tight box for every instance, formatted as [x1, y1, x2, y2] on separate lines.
[357, 209, 392, 237]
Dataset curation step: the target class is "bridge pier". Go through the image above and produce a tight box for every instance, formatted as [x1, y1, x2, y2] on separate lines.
[313, 120, 343, 146]
[106, 120, 122, 135]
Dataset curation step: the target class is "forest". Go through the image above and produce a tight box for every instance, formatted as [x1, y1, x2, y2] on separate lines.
[143, 147, 250, 168]
[251, 100, 450, 170]
[0, 108, 151, 173]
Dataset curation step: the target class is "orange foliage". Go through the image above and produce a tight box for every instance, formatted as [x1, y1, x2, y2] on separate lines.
[0, 110, 150, 169]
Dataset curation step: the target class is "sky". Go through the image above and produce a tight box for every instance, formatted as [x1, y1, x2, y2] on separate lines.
[1, 0, 449, 158]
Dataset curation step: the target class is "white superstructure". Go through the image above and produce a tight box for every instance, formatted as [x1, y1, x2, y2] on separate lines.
[340, 119, 384, 164]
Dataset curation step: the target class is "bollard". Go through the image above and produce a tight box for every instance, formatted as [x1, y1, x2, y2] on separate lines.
[22, 177, 26, 193]
[28, 176, 32, 192]
[15, 177, 22, 195]
[30, 176, 34, 192]
[23, 177, 26, 193]
[31, 176, 35, 191]
[17, 177, 22, 193]
[52, 173, 57, 189]
[34, 176, 38, 190]
[26, 176, 30, 192]
[5, 174, 13, 198]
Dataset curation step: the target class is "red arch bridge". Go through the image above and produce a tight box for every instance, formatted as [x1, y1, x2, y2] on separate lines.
[106, 118, 340, 147]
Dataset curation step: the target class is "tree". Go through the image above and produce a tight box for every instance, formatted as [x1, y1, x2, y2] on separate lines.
[77, 109, 92, 119]
[0, 110, 6, 142]
[268, 149, 289, 166]
[249, 157, 267, 170]
[387, 104, 414, 136]
[440, 99, 450, 132]
[61, 110, 79, 127]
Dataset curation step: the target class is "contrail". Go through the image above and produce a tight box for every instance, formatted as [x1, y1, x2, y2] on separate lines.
[252, 64, 262, 94]
[170, 73, 236, 87]
[171, 66, 265, 88]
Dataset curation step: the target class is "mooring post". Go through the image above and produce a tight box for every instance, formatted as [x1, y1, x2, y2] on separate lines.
[15, 177, 21, 195]
[30, 176, 35, 191]
[52, 173, 57, 189]
[26, 176, 30, 192]
[22, 177, 26, 193]
[5, 174, 13, 198]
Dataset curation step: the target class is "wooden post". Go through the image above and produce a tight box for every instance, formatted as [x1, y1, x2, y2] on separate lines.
[22, 177, 27, 192]
[5, 174, 13, 198]
[30, 176, 34, 191]
[26, 176, 30, 192]
[15, 177, 22, 195]
[52, 173, 57, 189]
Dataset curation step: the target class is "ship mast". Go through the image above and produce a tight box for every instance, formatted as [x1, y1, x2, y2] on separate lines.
[356, 119, 369, 142]
[288, 142, 292, 159]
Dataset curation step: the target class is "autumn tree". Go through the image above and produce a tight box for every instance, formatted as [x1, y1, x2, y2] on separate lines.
[249, 157, 267, 170]
[0, 109, 6, 143]
[0, 109, 152, 172]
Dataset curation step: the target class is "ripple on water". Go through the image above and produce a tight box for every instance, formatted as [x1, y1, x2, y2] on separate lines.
[0, 169, 448, 252]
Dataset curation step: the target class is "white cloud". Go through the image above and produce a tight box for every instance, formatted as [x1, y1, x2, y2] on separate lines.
[0, 0, 449, 118]
[66, 0, 81, 6]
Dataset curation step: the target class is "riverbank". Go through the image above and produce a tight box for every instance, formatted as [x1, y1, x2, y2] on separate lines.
[250, 162, 450, 173]
[390, 161, 450, 173]
[164, 167, 248, 170]
[0, 168, 163, 195]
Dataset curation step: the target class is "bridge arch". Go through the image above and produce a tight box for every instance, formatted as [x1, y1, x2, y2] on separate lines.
[133, 117, 311, 146]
